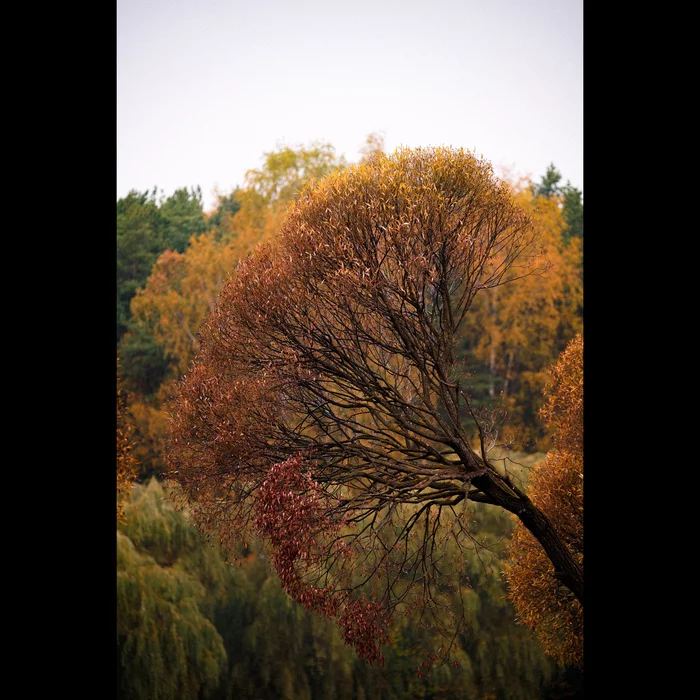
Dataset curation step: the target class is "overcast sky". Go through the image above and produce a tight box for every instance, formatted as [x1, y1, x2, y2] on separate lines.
[117, 0, 583, 213]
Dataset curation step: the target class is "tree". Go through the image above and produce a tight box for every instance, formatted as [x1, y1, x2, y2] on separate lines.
[117, 479, 229, 699]
[230, 141, 347, 248]
[166, 147, 583, 663]
[531, 164, 563, 199]
[119, 143, 349, 480]
[531, 164, 583, 242]
[129, 224, 276, 378]
[459, 181, 582, 448]
[117, 189, 162, 341]
[118, 327, 171, 398]
[504, 334, 583, 668]
[121, 227, 277, 479]
[158, 186, 208, 253]
[359, 131, 386, 164]
[117, 478, 577, 698]
[561, 185, 583, 241]
[243, 141, 347, 206]
[207, 189, 242, 238]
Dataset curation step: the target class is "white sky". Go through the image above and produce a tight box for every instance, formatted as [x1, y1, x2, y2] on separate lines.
[117, 0, 583, 213]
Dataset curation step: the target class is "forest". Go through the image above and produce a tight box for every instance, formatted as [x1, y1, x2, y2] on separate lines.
[117, 136, 583, 699]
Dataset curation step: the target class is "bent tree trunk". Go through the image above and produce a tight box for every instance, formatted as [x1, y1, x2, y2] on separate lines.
[469, 466, 584, 605]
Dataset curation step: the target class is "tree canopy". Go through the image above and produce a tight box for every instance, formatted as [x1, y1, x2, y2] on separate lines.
[166, 147, 583, 663]
[530, 164, 583, 242]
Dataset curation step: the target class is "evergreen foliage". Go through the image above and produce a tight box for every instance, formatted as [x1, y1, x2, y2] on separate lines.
[117, 187, 207, 343]
[118, 328, 171, 398]
[530, 164, 583, 242]
[208, 189, 242, 237]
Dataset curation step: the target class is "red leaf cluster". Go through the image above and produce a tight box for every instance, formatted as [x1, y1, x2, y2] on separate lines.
[253, 454, 391, 663]
[337, 598, 391, 666]
[254, 454, 341, 617]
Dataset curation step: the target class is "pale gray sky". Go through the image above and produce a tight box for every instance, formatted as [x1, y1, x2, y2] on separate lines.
[117, 0, 583, 212]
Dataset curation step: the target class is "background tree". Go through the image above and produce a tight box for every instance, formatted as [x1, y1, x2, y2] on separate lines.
[560, 185, 583, 241]
[167, 147, 583, 664]
[117, 189, 162, 342]
[207, 189, 242, 238]
[122, 230, 260, 479]
[118, 327, 172, 399]
[159, 186, 208, 252]
[359, 131, 386, 164]
[459, 180, 582, 449]
[117, 187, 217, 436]
[231, 141, 347, 247]
[530, 164, 583, 242]
[504, 334, 583, 668]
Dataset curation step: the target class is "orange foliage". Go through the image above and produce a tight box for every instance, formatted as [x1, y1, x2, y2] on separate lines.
[117, 372, 139, 522]
[504, 334, 583, 667]
[130, 230, 261, 377]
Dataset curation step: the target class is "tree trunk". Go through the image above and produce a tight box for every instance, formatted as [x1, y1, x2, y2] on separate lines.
[513, 496, 584, 603]
[503, 350, 515, 398]
[487, 290, 497, 398]
[488, 346, 496, 398]
[470, 469, 584, 605]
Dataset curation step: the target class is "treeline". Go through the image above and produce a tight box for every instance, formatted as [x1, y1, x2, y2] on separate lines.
[117, 477, 582, 700]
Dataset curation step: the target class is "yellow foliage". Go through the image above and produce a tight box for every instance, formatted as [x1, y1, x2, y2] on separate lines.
[465, 181, 582, 448]
[130, 231, 258, 377]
